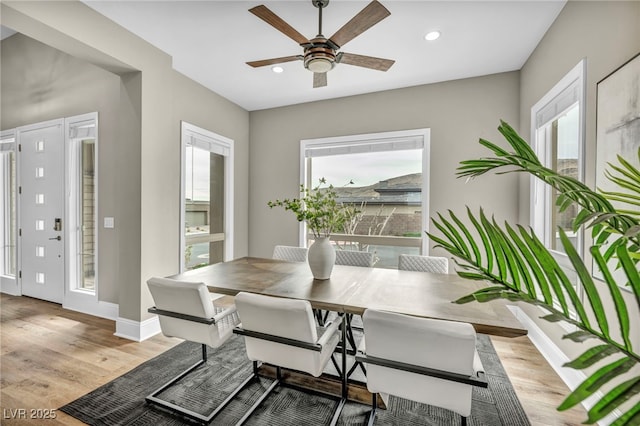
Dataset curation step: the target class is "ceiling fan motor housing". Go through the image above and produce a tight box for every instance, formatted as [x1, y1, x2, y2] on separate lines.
[304, 37, 336, 73]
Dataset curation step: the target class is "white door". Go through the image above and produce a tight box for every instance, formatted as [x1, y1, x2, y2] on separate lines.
[19, 119, 65, 303]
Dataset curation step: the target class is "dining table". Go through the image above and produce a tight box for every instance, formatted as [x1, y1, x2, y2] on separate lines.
[169, 256, 527, 338]
[168, 256, 527, 406]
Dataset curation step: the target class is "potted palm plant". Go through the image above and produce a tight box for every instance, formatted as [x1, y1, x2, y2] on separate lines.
[429, 121, 639, 425]
[268, 178, 351, 279]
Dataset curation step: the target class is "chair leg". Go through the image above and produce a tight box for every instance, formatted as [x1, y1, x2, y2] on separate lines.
[366, 393, 377, 426]
[328, 315, 348, 426]
[235, 374, 280, 426]
[461, 415, 467, 426]
[146, 343, 254, 424]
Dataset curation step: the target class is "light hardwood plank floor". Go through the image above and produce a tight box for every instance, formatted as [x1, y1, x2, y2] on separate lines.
[0, 293, 587, 425]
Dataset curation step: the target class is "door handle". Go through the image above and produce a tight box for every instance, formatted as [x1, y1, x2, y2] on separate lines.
[49, 236, 61, 241]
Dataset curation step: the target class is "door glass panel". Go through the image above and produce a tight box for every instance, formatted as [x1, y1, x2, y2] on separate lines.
[184, 146, 224, 269]
[80, 140, 96, 290]
[549, 105, 579, 253]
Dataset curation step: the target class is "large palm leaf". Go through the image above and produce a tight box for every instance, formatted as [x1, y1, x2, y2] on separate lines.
[429, 121, 640, 425]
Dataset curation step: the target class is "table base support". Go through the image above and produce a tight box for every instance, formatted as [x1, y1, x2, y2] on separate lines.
[257, 364, 386, 410]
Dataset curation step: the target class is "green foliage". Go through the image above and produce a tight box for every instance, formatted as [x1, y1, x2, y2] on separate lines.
[268, 178, 352, 238]
[428, 121, 640, 425]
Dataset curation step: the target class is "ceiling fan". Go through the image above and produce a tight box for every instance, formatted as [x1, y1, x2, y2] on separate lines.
[246, 0, 395, 88]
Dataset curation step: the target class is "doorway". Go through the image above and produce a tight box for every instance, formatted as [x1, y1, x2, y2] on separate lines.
[1, 113, 98, 305]
[18, 119, 65, 303]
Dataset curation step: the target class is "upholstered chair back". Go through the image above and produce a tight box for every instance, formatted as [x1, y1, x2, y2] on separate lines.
[147, 277, 235, 348]
[272, 245, 308, 262]
[362, 309, 479, 417]
[235, 292, 337, 377]
[398, 254, 449, 274]
[335, 249, 374, 267]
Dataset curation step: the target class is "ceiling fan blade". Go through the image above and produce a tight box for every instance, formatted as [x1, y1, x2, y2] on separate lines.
[313, 72, 327, 88]
[249, 5, 310, 46]
[338, 53, 395, 71]
[328, 0, 390, 48]
[246, 55, 302, 68]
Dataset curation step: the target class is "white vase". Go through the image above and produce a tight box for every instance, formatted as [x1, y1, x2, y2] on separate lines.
[307, 237, 336, 280]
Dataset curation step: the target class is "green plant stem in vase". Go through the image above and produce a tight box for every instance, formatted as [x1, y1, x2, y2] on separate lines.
[268, 178, 351, 279]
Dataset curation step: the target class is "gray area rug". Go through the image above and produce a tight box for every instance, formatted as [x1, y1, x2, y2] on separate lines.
[61, 333, 530, 425]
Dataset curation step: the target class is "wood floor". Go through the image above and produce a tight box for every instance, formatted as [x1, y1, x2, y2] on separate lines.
[0, 293, 587, 425]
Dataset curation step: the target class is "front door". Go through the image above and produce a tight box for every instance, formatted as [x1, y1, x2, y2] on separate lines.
[19, 119, 65, 303]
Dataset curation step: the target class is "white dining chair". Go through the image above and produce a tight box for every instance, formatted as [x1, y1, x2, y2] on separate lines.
[398, 254, 449, 273]
[233, 291, 347, 426]
[146, 277, 253, 424]
[335, 249, 374, 267]
[356, 309, 487, 426]
[272, 245, 308, 262]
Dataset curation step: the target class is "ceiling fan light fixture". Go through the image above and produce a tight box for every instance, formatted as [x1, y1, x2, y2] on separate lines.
[271, 66, 284, 73]
[306, 57, 333, 73]
[424, 31, 441, 41]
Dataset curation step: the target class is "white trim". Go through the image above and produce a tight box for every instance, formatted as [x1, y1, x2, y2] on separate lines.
[1, 275, 19, 295]
[63, 296, 118, 321]
[0, 129, 17, 282]
[180, 122, 234, 271]
[508, 305, 621, 425]
[299, 128, 431, 254]
[114, 315, 161, 342]
[530, 58, 586, 256]
[64, 112, 100, 314]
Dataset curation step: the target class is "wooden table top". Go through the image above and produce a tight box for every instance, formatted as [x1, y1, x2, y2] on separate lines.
[169, 256, 527, 338]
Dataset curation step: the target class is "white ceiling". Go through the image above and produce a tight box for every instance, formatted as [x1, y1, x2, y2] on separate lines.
[79, 1, 565, 111]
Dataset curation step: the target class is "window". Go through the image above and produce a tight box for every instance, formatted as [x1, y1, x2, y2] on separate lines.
[0, 133, 16, 277]
[301, 129, 430, 268]
[181, 122, 234, 271]
[531, 60, 586, 319]
[531, 59, 585, 256]
[67, 116, 97, 292]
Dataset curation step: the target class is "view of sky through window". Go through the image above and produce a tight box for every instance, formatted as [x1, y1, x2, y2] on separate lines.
[311, 149, 422, 187]
[556, 106, 579, 160]
[185, 146, 211, 201]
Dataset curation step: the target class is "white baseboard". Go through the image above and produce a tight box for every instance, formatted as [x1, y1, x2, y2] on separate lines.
[508, 305, 620, 425]
[1, 276, 20, 296]
[114, 315, 161, 342]
[63, 297, 118, 321]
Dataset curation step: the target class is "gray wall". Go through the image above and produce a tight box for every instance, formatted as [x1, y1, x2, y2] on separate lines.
[249, 71, 521, 258]
[171, 71, 250, 259]
[1, 1, 250, 323]
[1, 33, 124, 303]
[518, 0, 640, 368]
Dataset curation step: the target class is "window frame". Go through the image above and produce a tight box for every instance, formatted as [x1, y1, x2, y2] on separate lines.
[0, 130, 16, 279]
[299, 128, 431, 255]
[180, 121, 234, 272]
[530, 59, 586, 260]
[65, 112, 99, 296]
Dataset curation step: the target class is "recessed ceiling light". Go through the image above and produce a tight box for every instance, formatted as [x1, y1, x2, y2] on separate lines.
[424, 31, 441, 41]
[271, 66, 284, 73]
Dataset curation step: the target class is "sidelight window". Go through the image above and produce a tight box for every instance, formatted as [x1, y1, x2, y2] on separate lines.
[0, 133, 16, 277]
